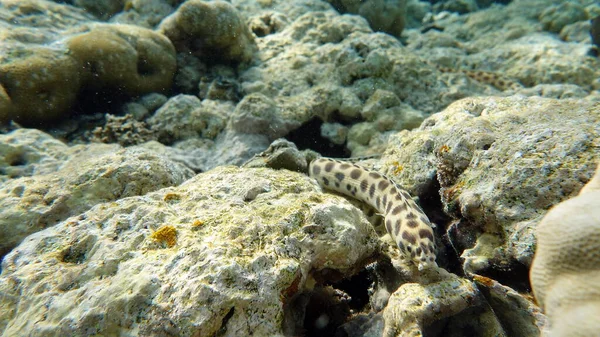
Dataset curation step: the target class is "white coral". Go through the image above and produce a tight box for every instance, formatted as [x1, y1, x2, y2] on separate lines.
[530, 163, 600, 337]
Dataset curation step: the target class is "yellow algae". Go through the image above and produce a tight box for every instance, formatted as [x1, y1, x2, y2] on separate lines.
[438, 144, 450, 154]
[390, 161, 404, 175]
[151, 225, 177, 247]
[163, 192, 181, 202]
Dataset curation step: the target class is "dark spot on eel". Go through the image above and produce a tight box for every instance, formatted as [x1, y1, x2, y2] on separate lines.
[402, 231, 417, 245]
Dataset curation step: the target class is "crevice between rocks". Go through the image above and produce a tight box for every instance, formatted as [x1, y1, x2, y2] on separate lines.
[285, 118, 350, 158]
[283, 267, 379, 337]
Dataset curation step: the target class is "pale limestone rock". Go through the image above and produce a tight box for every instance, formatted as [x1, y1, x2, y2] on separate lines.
[0, 166, 380, 336]
[407, 0, 600, 96]
[240, 10, 448, 156]
[0, 129, 193, 257]
[382, 270, 502, 337]
[380, 96, 600, 277]
[147, 94, 229, 142]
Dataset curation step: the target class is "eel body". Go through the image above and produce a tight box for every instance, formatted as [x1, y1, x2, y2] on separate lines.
[309, 157, 437, 270]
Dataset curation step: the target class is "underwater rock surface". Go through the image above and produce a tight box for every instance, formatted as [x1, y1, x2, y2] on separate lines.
[380, 96, 599, 278]
[0, 166, 380, 336]
[0, 129, 194, 258]
[1, 0, 600, 336]
[0, 1, 176, 124]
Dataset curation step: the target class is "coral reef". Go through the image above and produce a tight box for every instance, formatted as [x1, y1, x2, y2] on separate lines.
[530, 164, 600, 337]
[67, 24, 176, 95]
[0, 165, 380, 336]
[381, 96, 599, 278]
[326, 0, 408, 37]
[158, 0, 257, 63]
[1, 0, 600, 335]
[0, 129, 193, 257]
[92, 114, 156, 146]
[0, 1, 176, 124]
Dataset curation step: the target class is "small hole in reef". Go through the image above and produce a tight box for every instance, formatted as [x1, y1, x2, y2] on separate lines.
[137, 58, 155, 76]
[60, 245, 88, 264]
[475, 259, 532, 293]
[302, 286, 351, 337]
[215, 307, 235, 335]
[7, 153, 26, 166]
[285, 118, 350, 158]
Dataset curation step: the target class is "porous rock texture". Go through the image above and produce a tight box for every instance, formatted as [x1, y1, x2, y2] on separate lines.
[325, 0, 408, 37]
[147, 7, 458, 168]
[238, 10, 451, 156]
[530, 163, 600, 337]
[379, 96, 599, 278]
[0, 165, 380, 336]
[407, 0, 600, 94]
[0, 0, 176, 124]
[382, 270, 491, 337]
[143, 94, 271, 172]
[0, 128, 194, 258]
[244, 138, 546, 337]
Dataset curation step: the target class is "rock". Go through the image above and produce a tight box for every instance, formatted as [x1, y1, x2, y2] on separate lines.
[0, 129, 194, 258]
[325, 0, 407, 37]
[539, 2, 588, 34]
[229, 93, 301, 141]
[68, 0, 124, 20]
[158, 0, 257, 63]
[473, 274, 547, 336]
[335, 312, 385, 337]
[111, 0, 183, 28]
[433, 0, 479, 14]
[321, 122, 349, 146]
[0, 129, 74, 181]
[241, 138, 311, 173]
[67, 24, 176, 95]
[147, 94, 229, 143]
[382, 269, 505, 336]
[530, 163, 600, 337]
[240, 10, 449, 156]
[379, 96, 600, 280]
[0, 165, 380, 336]
[409, 0, 599, 93]
[91, 114, 156, 146]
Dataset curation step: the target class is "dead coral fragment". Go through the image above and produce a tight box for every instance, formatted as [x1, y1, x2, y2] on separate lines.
[151, 225, 178, 248]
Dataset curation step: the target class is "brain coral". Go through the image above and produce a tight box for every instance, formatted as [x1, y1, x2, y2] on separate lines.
[158, 0, 256, 63]
[530, 163, 600, 337]
[0, 47, 83, 123]
[67, 24, 177, 95]
[0, 21, 176, 124]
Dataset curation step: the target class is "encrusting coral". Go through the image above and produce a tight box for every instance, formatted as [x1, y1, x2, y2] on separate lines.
[530, 163, 600, 337]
